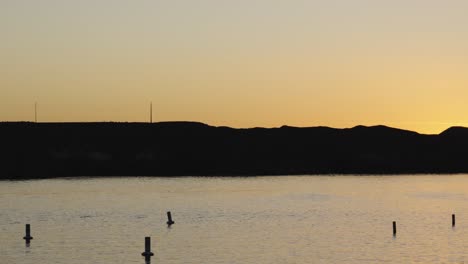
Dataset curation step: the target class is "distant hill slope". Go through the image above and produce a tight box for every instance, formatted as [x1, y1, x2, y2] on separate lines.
[1, 122, 468, 179]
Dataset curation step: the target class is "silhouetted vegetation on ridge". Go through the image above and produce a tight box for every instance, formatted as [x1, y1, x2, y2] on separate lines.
[1, 122, 468, 179]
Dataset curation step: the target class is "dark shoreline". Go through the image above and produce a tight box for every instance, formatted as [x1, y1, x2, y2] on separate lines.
[2, 121, 468, 180]
[3, 173, 468, 182]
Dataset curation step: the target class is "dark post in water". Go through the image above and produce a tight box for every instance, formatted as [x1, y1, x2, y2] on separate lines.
[141, 237, 154, 257]
[393, 221, 397, 236]
[167, 211, 175, 226]
[23, 224, 33, 242]
[452, 214, 456, 227]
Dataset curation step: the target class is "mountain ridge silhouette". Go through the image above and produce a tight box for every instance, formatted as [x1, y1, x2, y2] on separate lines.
[1, 122, 467, 179]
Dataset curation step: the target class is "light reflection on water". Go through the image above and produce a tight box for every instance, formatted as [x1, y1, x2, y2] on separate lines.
[1, 175, 468, 263]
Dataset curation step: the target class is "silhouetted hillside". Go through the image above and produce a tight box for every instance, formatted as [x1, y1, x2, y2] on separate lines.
[1, 122, 468, 179]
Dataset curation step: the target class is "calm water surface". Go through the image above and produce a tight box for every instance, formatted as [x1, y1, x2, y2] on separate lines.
[2, 175, 468, 263]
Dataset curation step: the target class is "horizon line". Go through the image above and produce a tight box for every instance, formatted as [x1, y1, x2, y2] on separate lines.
[1, 120, 466, 135]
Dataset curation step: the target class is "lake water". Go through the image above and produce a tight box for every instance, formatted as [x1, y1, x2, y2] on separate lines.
[1, 175, 468, 263]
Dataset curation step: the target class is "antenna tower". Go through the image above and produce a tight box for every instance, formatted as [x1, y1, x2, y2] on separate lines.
[150, 102, 153, 123]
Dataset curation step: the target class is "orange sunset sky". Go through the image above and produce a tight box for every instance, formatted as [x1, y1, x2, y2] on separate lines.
[2, 0, 468, 134]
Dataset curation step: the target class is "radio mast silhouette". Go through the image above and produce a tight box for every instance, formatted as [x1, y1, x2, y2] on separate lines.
[150, 102, 153, 123]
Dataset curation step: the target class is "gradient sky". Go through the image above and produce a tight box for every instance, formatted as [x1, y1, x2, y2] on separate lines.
[2, 0, 468, 133]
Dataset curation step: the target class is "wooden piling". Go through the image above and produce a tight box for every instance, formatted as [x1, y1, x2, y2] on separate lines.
[141, 237, 154, 257]
[23, 224, 33, 241]
[393, 221, 396, 235]
[452, 214, 456, 227]
[167, 211, 175, 226]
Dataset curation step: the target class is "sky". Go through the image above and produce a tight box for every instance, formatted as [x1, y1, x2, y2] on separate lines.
[2, 0, 468, 134]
